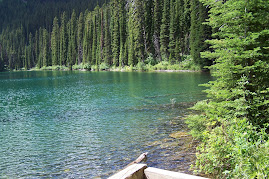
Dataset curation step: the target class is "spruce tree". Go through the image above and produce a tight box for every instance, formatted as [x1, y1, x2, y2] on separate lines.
[190, 0, 210, 67]
[51, 17, 59, 66]
[187, 0, 269, 177]
[77, 12, 84, 64]
[103, 6, 111, 65]
[60, 12, 67, 66]
[144, 0, 154, 56]
[132, 0, 145, 63]
[168, 0, 176, 63]
[91, 12, 97, 66]
[160, 0, 169, 59]
[42, 28, 49, 67]
[112, 0, 120, 66]
[153, 0, 162, 61]
[118, 0, 126, 67]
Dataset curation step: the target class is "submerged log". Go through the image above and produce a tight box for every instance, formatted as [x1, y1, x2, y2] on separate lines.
[126, 152, 148, 167]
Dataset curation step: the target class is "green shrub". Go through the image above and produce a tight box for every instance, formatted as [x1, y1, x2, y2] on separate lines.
[154, 61, 169, 70]
[82, 63, 91, 70]
[136, 62, 146, 71]
[145, 53, 157, 66]
[179, 56, 201, 71]
[167, 64, 180, 70]
[99, 62, 109, 71]
[91, 65, 98, 71]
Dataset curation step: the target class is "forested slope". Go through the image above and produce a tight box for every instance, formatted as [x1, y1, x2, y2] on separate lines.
[0, 0, 211, 71]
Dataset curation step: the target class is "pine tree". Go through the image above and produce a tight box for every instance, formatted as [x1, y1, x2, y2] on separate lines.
[174, 0, 184, 61]
[190, 0, 210, 67]
[168, 0, 176, 63]
[118, 0, 126, 67]
[132, 0, 145, 63]
[103, 5, 111, 65]
[187, 0, 269, 177]
[42, 28, 49, 67]
[144, 0, 154, 55]
[77, 12, 84, 64]
[37, 27, 43, 68]
[153, 0, 162, 61]
[60, 12, 67, 66]
[91, 11, 97, 66]
[66, 10, 77, 69]
[112, 0, 120, 66]
[28, 32, 33, 68]
[51, 17, 59, 66]
[83, 12, 90, 64]
[183, 0, 191, 55]
[160, 0, 169, 59]
[34, 30, 39, 65]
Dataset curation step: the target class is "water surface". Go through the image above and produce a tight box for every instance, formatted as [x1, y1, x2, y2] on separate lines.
[0, 71, 212, 178]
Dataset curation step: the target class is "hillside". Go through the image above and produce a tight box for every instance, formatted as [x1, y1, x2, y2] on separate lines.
[0, 0, 211, 71]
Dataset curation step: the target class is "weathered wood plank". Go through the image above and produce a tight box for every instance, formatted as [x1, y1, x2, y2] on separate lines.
[144, 167, 208, 179]
[108, 164, 147, 179]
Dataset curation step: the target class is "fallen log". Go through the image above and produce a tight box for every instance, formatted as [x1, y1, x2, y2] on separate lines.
[126, 152, 148, 168]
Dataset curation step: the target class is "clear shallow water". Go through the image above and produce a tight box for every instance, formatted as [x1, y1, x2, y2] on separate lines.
[0, 71, 212, 178]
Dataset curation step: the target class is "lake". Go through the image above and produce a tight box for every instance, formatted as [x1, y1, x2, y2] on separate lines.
[0, 71, 212, 178]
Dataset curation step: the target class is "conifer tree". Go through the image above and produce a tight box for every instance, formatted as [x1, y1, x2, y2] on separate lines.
[153, 0, 162, 61]
[144, 0, 154, 55]
[187, 0, 269, 177]
[132, 0, 145, 63]
[127, 3, 135, 66]
[70, 10, 77, 66]
[77, 12, 84, 64]
[91, 12, 97, 65]
[118, 0, 126, 67]
[168, 0, 176, 63]
[160, 0, 169, 59]
[82, 12, 90, 64]
[67, 21, 72, 69]
[183, 0, 191, 55]
[112, 0, 120, 66]
[174, 0, 184, 60]
[34, 30, 39, 65]
[100, 8, 104, 62]
[42, 28, 49, 67]
[37, 27, 43, 68]
[60, 12, 67, 66]
[51, 17, 59, 66]
[103, 6, 111, 65]
[190, 0, 210, 67]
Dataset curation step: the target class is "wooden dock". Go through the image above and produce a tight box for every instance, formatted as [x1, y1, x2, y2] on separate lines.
[109, 163, 208, 179]
[108, 153, 208, 179]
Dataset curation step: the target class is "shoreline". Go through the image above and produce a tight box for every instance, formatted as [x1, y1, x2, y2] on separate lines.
[4, 67, 203, 73]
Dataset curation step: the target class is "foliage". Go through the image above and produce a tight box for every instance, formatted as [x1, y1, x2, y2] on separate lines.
[99, 62, 109, 71]
[187, 0, 269, 178]
[179, 56, 201, 71]
[0, 0, 212, 71]
[39, 65, 68, 71]
[154, 61, 169, 70]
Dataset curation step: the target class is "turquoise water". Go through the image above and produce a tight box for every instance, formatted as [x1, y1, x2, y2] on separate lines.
[0, 71, 212, 178]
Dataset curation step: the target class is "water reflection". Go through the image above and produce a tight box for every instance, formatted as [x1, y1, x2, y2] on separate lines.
[0, 71, 212, 178]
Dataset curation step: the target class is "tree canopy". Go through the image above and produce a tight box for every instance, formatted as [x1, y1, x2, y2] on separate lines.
[187, 0, 269, 177]
[0, 0, 211, 71]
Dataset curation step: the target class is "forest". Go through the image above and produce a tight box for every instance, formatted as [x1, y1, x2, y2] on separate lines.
[1, 0, 269, 178]
[0, 0, 211, 72]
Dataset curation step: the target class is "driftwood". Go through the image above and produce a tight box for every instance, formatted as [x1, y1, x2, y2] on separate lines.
[126, 152, 148, 168]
